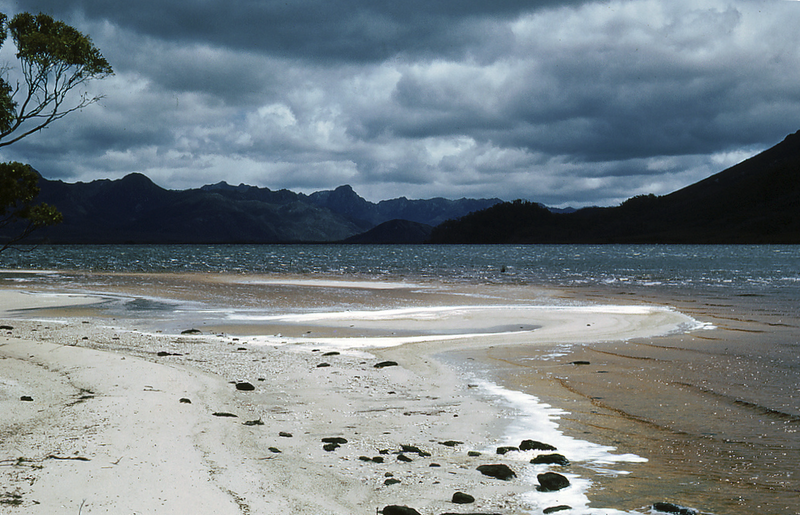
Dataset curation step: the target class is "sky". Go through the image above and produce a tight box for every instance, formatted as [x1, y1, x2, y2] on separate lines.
[0, 0, 798, 207]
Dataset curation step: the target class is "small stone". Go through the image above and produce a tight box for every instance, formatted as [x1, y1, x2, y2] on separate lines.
[235, 382, 255, 391]
[476, 464, 516, 480]
[374, 360, 399, 369]
[441, 440, 463, 447]
[317, 362, 331, 368]
[467, 451, 481, 457]
[397, 454, 413, 462]
[181, 328, 202, 335]
[323, 443, 340, 452]
[212, 412, 238, 417]
[452, 492, 475, 504]
[268, 447, 282, 453]
[537, 472, 570, 492]
[279, 431, 293, 438]
[570, 360, 591, 365]
[179, 398, 192, 404]
[383, 478, 402, 486]
[496, 446, 519, 455]
[321, 437, 347, 445]
[520, 439, 557, 451]
[243, 418, 264, 426]
[381, 504, 417, 514]
[543, 506, 572, 514]
[371, 456, 385, 463]
[20, 396, 33, 402]
[652, 502, 698, 515]
[322, 351, 340, 356]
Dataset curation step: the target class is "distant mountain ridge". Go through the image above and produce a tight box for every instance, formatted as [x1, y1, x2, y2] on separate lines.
[9, 175, 501, 244]
[429, 130, 800, 244]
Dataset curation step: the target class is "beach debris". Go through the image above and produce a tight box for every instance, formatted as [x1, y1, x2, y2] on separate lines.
[212, 412, 238, 417]
[520, 439, 557, 451]
[452, 492, 475, 504]
[476, 464, 516, 480]
[531, 453, 570, 466]
[374, 360, 399, 369]
[20, 396, 33, 402]
[181, 328, 202, 335]
[235, 381, 256, 391]
[651, 502, 698, 515]
[279, 431, 293, 438]
[179, 398, 192, 404]
[537, 472, 570, 491]
[243, 418, 264, 426]
[543, 505, 572, 514]
[496, 446, 519, 455]
[380, 505, 418, 514]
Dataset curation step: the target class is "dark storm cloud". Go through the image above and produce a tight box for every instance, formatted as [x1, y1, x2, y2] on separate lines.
[0, 0, 798, 207]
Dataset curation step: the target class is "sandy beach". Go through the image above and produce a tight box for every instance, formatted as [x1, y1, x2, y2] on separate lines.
[0, 272, 792, 514]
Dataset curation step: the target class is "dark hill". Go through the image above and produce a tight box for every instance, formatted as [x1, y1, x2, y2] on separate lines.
[430, 130, 800, 244]
[343, 219, 433, 244]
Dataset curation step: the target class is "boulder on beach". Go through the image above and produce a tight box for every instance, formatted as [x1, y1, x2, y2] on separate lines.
[374, 360, 399, 368]
[381, 506, 419, 515]
[531, 453, 570, 466]
[537, 472, 570, 491]
[321, 437, 348, 445]
[520, 439, 557, 451]
[235, 382, 255, 391]
[496, 446, 519, 455]
[652, 502, 698, 515]
[181, 328, 202, 335]
[452, 492, 475, 504]
[476, 464, 516, 480]
[543, 505, 572, 514]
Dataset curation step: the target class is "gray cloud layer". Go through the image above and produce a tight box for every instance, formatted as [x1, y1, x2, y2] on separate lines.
[0, 0, 797, 206]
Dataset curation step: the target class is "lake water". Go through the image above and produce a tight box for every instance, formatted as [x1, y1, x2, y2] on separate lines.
[2, 244, 799, 514]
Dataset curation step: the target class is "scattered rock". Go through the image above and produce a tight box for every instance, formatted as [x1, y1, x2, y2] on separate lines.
[181, 328, 202, 335]
[323, 443, 340, 452]
[440, 440, 463, 447]
[374, 360, 399, 369]
[537, 472, 570, 492]
[268, 447, 282, 453]
[235, 382, 256, 391]
[179, 398, 192, 404]
[652, 502, 698, 515]
[452, 492, 475, 504]
[429, 462, 440, 467]
[383, 478, 402, 486]
[359, 456, 372, 462]
[520, 439, 557, 451]
[20, 396, 33, 402]
[531, 453, 570, 466]
[0, 325, 13, 330]
[212, 412, 238, 417]
[476, 464, 516, 480]
[156, 351, 182, 356]
[372, 456, 385, 463]
[381, 505, 418, 515]
[569, 360, 591, 365]
[467, 451, 482, 457]
[321, 437, 348, 445]
[279, 431, 293, 438]
[401, 444, 430, 456]
[317, 363, 331, 368]
[397, 454, 413, 462]
[543, 505, 572, 514]
[243, 418, 264, 426]
[496, 446, 519, 455]
[322, 351, 340, 356]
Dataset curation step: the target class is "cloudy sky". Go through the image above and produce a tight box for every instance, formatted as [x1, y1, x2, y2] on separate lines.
[0, 0, 798, 207]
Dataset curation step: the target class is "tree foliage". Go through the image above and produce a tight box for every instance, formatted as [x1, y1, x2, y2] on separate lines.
[0, 11, 111, 251]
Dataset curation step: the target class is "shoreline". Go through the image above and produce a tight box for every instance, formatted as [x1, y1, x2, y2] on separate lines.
[2, 272, 792, 514]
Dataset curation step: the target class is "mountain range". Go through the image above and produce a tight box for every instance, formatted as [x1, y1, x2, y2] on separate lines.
[429, 130, 800, 244]
[19, 175, 501, 244]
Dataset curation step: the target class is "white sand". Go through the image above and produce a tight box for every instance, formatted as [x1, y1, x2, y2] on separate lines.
[0, 281, 700, 514]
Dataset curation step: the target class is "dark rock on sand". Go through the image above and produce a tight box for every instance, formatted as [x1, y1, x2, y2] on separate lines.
[0, 325, 13, 330]
[181, 328, 202, 335]
[279, 431, 293, 437]
[476, 464, 516, 480]
[452, 492, 475, 504]
[569, 360, 591, 365]
[322, 351, 340, 356]
[440, 440, 463, 447]
[316, 362, 331, 368]
[268, 447, 282, 453]
[156, 351, 182, 356]
[179, 398, 192, 404]
[397, 454, 413, 462]
[212, 412, 238, 417]
[543, 505, 572, 514]
[323, 443, 339, 451]
[401, 444, 430, 456]
[374, 360, 399, 369]
[243, 418, 264, 426]
[531, 453, 570, 466]
[496, 446, 519, 455]
[321, 437, 348, 445]
[520, 439, 557, 451]
[652, 502, 698, 515]
[381, 505, 418, 515]
[537, 472, 570, 491]
[235, 382, 256, 391]
[372, 456, 385, 463]
[20, 396, 33, 402]
[384, 478, 402, 486]
[467, 451, 481, 457]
